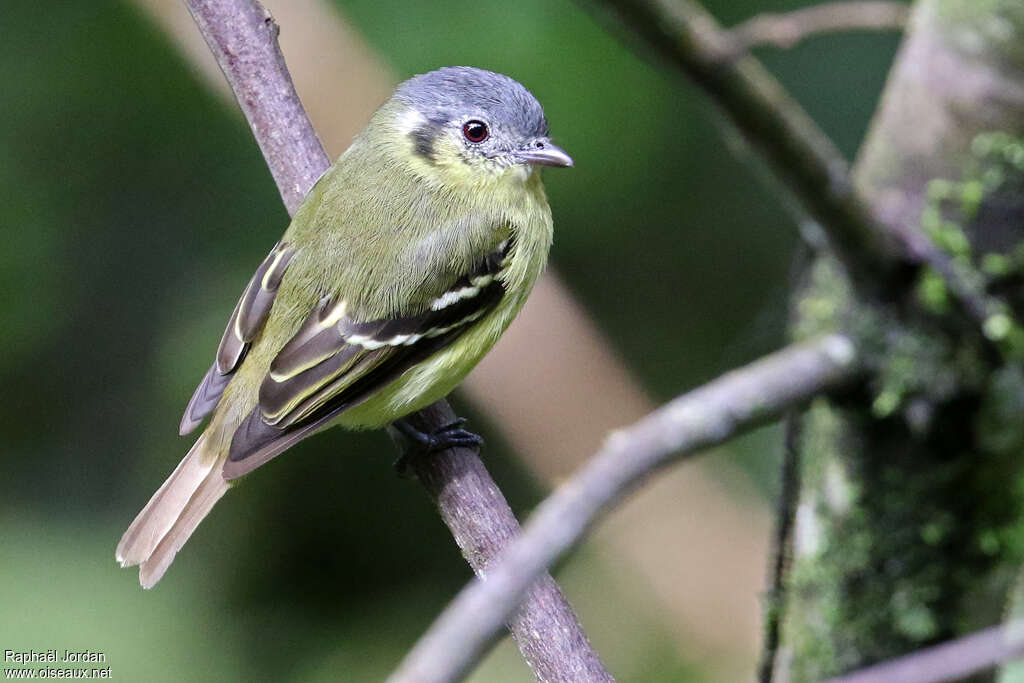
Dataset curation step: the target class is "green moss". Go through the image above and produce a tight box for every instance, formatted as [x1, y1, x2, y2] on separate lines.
[918, 132, 1024, 360]
[794, 249, 990, 428]
[937, 0, 1024, 73]
[780, 19, 1024, 678]
[982, 253, 1011, 277]
[892, 586, 940, 641]
[782, 203, 1024, 683]
[922, 186, 972, 257]
[920, 518, 953, 546]
[791, 256, 851, 341]
[916, 267, 951, 314]
[926, 132, 1024, 252]
[977, 365, 1024, 456]
[974, 133, 1024, 174]
[784, 384, 1024, 680]
[780, 323, 1024, 678]
[984, 313, 1014, 341]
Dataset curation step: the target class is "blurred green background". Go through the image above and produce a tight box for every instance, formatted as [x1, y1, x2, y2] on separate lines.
[0, 0, 900, 680]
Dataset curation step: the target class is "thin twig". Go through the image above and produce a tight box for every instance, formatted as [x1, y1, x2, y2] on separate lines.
[389, 335, 861, 683]
[727, 2, 908, 54]
[182, 0, 611, 679]
[758, 412, 803, 683]
[578, 0, 1009, 341]
[824, 622, 1024, 683]
[579, 0, 903, 286]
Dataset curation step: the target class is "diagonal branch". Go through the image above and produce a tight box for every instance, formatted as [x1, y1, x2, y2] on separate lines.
[182, 1, 611, 680]
[824, 621, 1024, 683]
[395, 403, 613, 683]
[727, 1, 909, 54]
[579, 0, 904, 286]
[579, 0, 1012, 341]
[186, 0, 328, 215]
[389, 334, 861, 683]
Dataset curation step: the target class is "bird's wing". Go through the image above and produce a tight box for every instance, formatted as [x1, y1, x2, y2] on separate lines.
[221, 237, 514, 479]
[179, 242, 296, 435]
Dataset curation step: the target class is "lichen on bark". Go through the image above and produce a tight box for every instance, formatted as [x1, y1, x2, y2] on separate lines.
[774, 1, 1024, 680]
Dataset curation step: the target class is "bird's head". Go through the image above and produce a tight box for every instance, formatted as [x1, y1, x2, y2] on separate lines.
[382, 66, 572, 186]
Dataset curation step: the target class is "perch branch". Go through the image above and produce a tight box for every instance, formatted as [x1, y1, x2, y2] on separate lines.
[825, 621, 1024, 683]
[186, 0, 328, 214]
[389, 334, 861, 683]
[727, 2, 909, 54]
[183, 0, 611, 680]
[396, 403, 614, 683]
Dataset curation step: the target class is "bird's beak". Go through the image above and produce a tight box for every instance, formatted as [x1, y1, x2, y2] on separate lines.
[516, 140, 574, 168]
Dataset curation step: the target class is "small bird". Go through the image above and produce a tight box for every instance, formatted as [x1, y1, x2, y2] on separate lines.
[116, 66, 572, 588]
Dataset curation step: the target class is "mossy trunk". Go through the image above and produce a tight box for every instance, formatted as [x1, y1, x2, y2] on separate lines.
[776, 1, 1024, 680]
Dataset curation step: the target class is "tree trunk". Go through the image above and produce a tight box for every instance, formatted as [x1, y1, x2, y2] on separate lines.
[777, 1, 1024, 680]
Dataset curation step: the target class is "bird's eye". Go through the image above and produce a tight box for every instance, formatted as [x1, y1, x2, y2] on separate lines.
[462, 120, 489, 143]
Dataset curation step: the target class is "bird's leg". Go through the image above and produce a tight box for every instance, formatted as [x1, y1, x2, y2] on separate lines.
[388, 417, 485, 474]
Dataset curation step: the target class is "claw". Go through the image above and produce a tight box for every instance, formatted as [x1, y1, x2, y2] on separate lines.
[389, 417, 484, 474]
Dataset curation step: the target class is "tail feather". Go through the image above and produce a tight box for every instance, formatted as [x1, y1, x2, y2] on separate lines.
[116, 434, 229, 588]
[137, 463, 229, 588]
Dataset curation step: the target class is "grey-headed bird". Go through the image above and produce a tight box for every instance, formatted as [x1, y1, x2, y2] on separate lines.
[117, 66, 572, 587]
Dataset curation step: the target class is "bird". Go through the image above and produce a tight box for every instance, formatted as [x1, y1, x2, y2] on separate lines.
[116, 66, 573, 588]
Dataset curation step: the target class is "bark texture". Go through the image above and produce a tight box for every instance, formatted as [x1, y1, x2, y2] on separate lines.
[778, 2, 1024, 680]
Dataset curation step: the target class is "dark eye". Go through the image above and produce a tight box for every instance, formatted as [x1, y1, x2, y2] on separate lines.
[462, 120, 489, 143]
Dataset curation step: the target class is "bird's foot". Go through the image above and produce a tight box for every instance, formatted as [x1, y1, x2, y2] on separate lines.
[389, 417, 484, 474]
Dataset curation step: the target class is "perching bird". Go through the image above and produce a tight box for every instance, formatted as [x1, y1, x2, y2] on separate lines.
[116, 66, 572, 588]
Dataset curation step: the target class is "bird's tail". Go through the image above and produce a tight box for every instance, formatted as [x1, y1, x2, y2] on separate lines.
[115, 433, 229, 588]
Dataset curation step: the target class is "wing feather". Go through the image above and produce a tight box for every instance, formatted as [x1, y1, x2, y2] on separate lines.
[224, 328, 463, 480]
[216, 242, 296, 372]
[223, 238, 514, 474]
[179, 242, 296, 435]
[179, 362, 233, 435]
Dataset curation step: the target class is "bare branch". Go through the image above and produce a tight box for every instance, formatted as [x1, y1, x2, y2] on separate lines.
[398, 404, 614, 683]
[757, 412, 804, 683]
[825, 622, 1024, 683]
[182, 0, 611, 679]
[579, 0, 903, 286]
[727, 2, 909, 53]
[389, 335, 861, 683]
[578, 0, 1011, 344]
[185, 0, 329, 213]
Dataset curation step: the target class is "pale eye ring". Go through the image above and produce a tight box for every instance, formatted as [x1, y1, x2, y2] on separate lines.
[462, 120, 489, 143]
